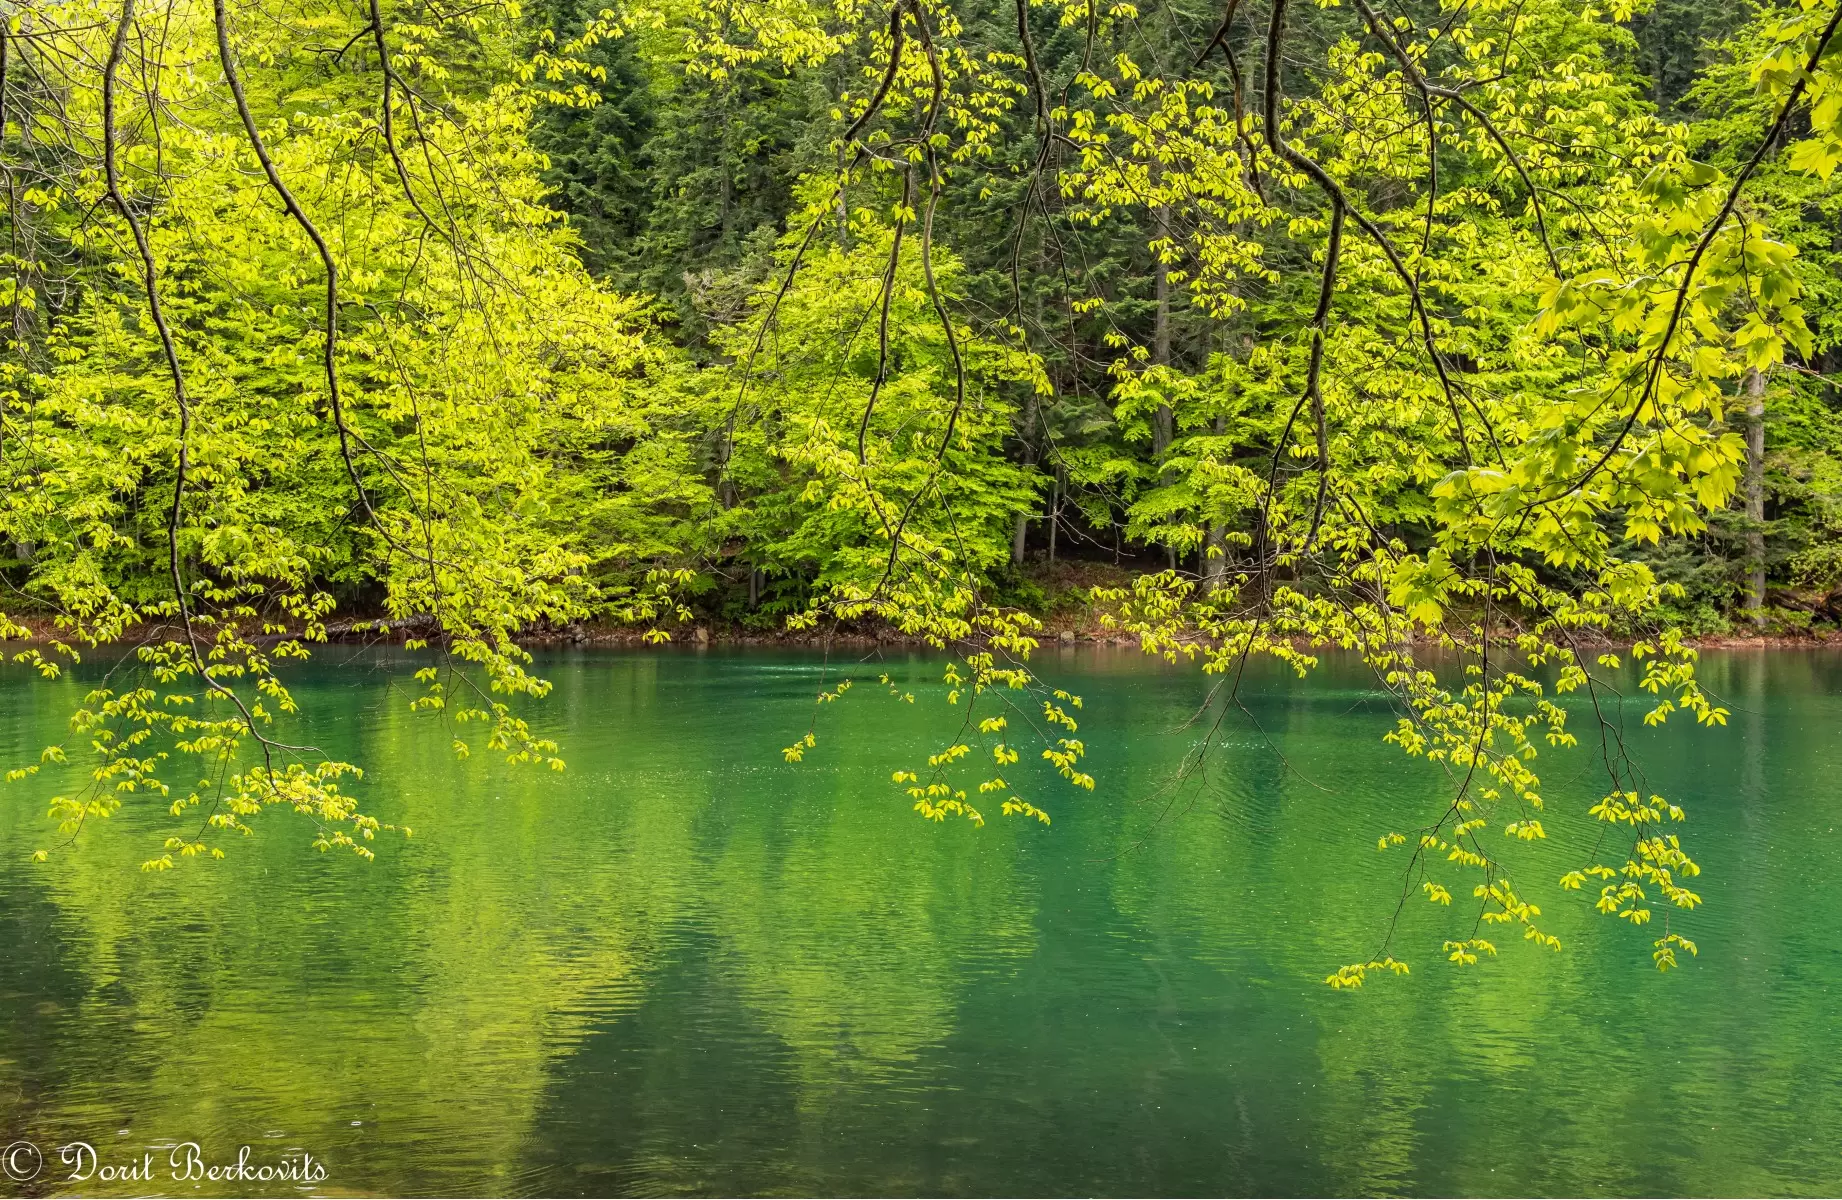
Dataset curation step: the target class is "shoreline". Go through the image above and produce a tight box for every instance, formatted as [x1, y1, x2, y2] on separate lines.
[4, 613, 1837, 655]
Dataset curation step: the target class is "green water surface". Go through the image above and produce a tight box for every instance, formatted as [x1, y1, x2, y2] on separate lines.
[1, 648, 1839, 1197]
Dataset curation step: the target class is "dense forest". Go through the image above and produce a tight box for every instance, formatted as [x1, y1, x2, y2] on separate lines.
[2, 0, 1839, 974]
[6, 0, 1838, 637]
[527, 0, 1842, 636]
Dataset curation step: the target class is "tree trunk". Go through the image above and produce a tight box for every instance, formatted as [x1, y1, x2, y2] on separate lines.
[1744, 367, 1766, 618]
[1012, 511, 1028, 567]
[1047, 475, 1059, 565]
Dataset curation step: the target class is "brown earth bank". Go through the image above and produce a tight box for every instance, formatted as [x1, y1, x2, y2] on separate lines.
[3, 617, 1838, 657]
[2, 561, 1838, 653]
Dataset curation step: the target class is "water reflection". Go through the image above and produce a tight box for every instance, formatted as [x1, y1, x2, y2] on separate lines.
[0, 649, 1838, 1196]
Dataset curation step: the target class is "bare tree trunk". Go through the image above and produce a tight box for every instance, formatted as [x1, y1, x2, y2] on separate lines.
[1012, 511, 1028, 566]
[1744, 367, 1766, 618]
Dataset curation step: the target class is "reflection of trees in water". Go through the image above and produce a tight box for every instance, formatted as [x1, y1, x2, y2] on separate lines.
[1098, 652, 1842, 1196]
[0, 654, 1044, 1193]
[3, 652, 1842, 1194]
[0, 658, 696, 1192]
[707, 796, 1035, 1094]
[696, 660, 1040, 1114]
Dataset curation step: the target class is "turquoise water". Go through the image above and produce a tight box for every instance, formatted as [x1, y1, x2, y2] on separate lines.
[0, 647, 1838, 1196]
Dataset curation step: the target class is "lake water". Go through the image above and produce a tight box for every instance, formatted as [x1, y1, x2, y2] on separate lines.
[0, 647, 1839, 1197]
